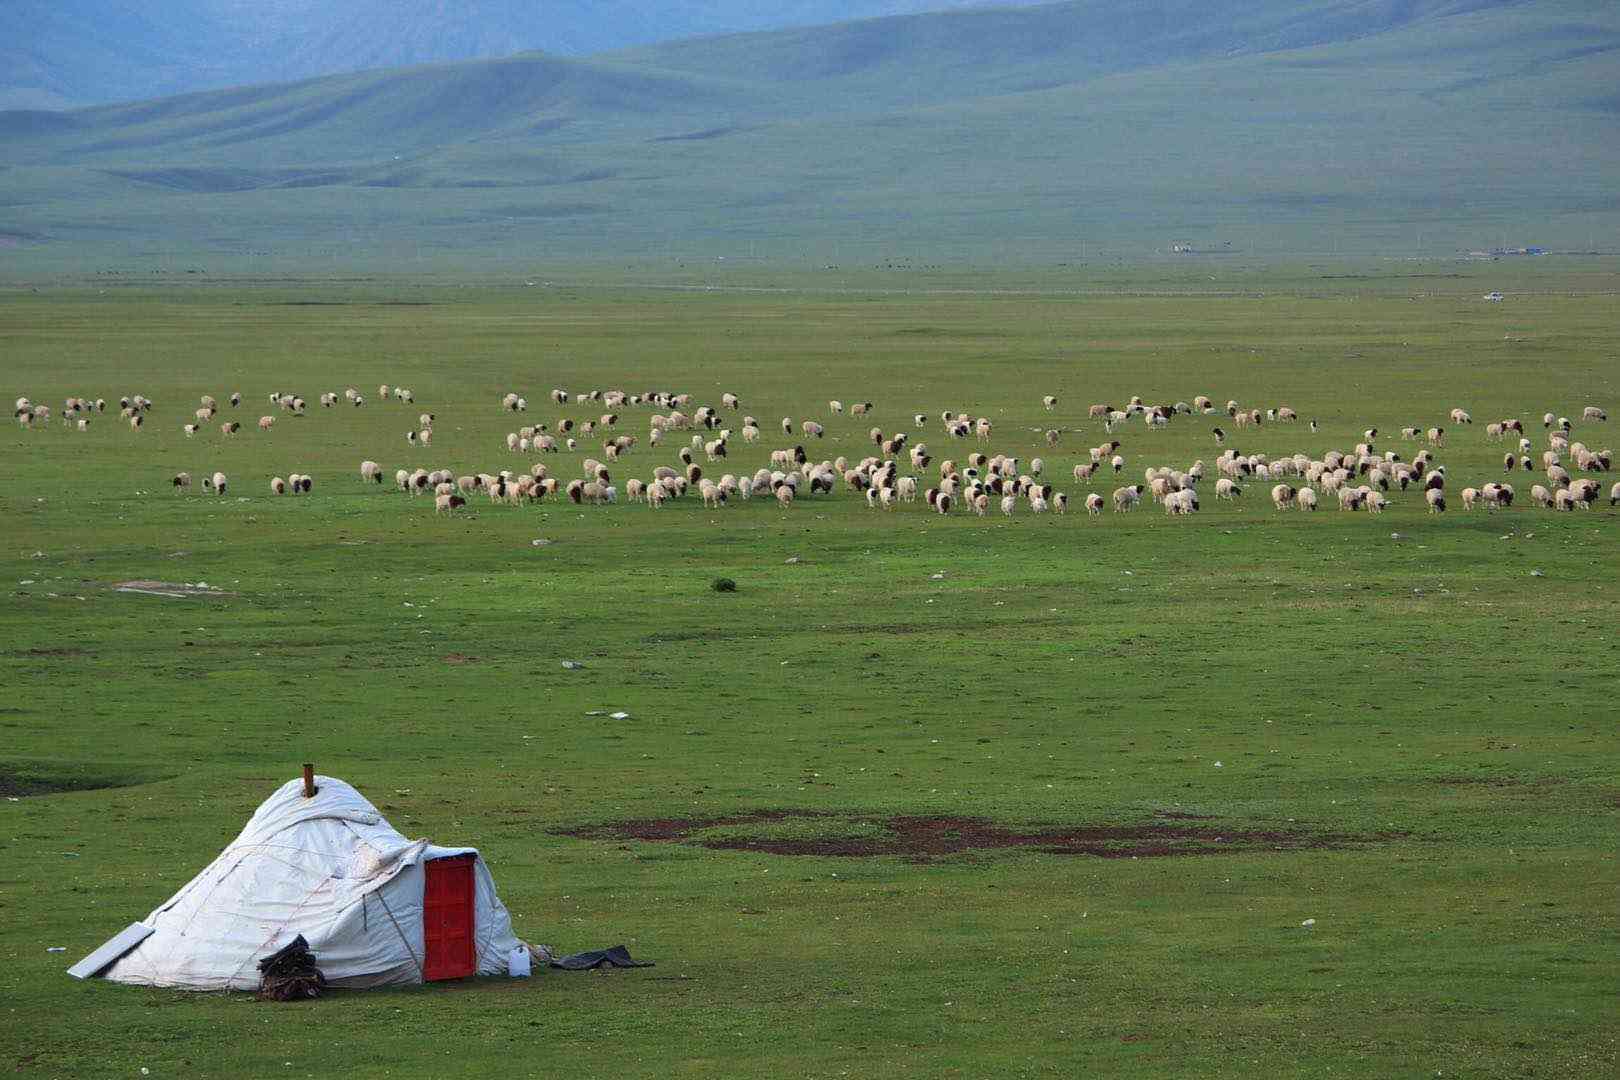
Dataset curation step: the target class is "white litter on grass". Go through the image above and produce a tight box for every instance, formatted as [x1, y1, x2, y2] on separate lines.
[930, 573, 945, 580]
[1213, 761, 1223, 768]
[1390, 532, 1406, 540]
[532, 539, 552, 547]
[1302, 918, 1316, 927]
[561, 660, 585, 670]
[46, 946, 66, 953]
[610, 711, 631, 720]
[1531, 569, 1545, 577]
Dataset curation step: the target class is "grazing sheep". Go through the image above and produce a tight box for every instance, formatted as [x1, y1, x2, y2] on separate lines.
[935, 492, 953, 514]
[1425, 488, 1446, 513]
[775, 484, 794, 508]
[1163, 488, 1198, 515]
[1610, 481, 1620, 506]
[1427, 426, 1445, 446]
[1583, 406, 1607, 422]
[1531, 484, 1554, 508]
[172, 472, 191, 491]
[1112, 485, 1143, 512]
[418, 428, 432, 447]
[1295, 487, 1318, 511]
[1084, 492, 1104, 515]
[183, 423, 198, 437]
[852, 402, 872, 417]
[270, 477, 287, 495]
[1043, 395, 1057, 411]
[802, 421, 824, 439]
[1450, 408, 1472, 425]
[129, 414, 143, 430]
[211, 471, 228, 495]
[435, 493, 466, 514]
[1111, 454, 1125, 474]
[1461, 487, 1479, 510]
[1215, 478, 1240, 499]
[1271, 483, 1296, 510]
[1000, 494, 1016, 517]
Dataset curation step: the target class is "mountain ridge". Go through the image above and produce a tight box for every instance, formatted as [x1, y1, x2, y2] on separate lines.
[0, 1, 1026, 110]
[2, 0, 1616, 270]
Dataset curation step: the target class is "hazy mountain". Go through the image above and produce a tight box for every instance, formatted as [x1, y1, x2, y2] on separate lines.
[2, 0, 1616, 269]
[0, 1, 1024, 109]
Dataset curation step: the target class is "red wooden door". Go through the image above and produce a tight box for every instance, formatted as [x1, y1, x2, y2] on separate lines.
[422, 854, 477, 981]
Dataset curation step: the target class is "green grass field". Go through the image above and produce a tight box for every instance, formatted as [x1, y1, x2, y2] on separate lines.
[2, 262, 1617, 1078]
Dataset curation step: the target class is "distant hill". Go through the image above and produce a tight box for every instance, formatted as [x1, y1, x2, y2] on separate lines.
[2, 0, 1617, 271]
[0, 1, 1022, 110]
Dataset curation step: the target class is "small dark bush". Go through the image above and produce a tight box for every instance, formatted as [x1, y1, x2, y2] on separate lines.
[711, 577, 737, 593]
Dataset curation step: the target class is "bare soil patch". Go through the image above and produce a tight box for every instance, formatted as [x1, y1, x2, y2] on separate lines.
[0, 763, 164, 797]
[114, 580, 234, 598]
[558, 810, 1383, 860]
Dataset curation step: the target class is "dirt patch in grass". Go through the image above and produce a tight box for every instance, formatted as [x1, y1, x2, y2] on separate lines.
[443, 653, 478, 665]
[558, 810, 1382, 860]
[0, 761, 168, 797]
[114, 581, 234, 598]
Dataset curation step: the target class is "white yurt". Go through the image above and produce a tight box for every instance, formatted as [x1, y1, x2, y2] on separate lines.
[72, 773, 526, 990]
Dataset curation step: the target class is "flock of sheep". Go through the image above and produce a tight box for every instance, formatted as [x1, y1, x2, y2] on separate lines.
[12, 388, 1616, 520]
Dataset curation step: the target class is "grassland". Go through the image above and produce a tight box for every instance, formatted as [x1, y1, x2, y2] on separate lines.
[1, 261, 1618, 1078]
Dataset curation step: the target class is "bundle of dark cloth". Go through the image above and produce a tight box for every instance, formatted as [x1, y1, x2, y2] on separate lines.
[256, 935, 327, 1001]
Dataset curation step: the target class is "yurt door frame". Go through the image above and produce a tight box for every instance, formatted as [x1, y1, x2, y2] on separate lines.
[422, 854, 477, 981]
